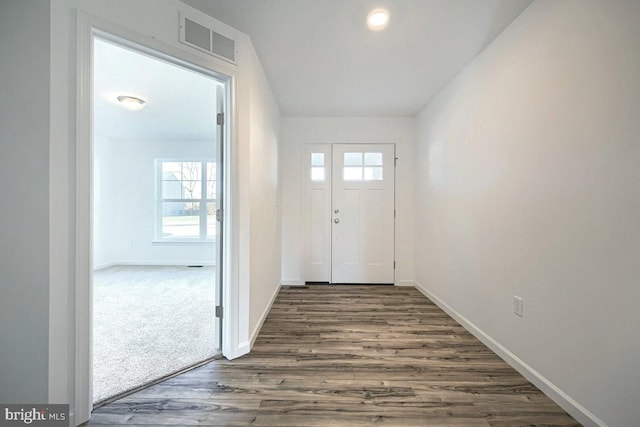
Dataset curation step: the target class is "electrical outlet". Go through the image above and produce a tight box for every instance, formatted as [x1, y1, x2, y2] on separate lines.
[513, 296, 524, 317]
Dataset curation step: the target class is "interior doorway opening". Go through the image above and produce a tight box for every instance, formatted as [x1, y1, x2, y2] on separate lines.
[91, 36, 227, 405]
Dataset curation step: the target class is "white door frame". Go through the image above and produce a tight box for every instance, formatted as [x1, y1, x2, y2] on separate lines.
[75, 12, 239, 424]
[302, 142, 397, 284]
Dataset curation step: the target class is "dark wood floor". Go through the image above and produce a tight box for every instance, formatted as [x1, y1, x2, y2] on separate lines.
[87, 285, 580, 426]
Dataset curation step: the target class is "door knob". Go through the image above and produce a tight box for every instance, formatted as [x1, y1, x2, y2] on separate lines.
[334, 218, 340, 224]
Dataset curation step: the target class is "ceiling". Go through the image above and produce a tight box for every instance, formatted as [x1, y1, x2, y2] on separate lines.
[94, 38, 222, 140]
[183, 0, 532, 116]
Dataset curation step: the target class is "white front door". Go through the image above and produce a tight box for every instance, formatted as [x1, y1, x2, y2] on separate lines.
[303, 144, 395, 284]
[331, 144, 395, 283]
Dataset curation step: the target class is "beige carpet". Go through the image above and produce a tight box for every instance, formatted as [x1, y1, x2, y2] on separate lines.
[92, 265, 218, 403]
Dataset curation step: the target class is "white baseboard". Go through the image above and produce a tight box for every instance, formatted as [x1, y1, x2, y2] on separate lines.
[412, 281, 606, 427]
[395, 280, 415, 287]
[93, 262, 117, 270]
[249, 282, 282, 348]
[225, 281, 280, 360]
[281, 280, 306, 286]
[93, 261, 216, 270]
[225, 342, 250, 360]
[237, 341, 250, 356]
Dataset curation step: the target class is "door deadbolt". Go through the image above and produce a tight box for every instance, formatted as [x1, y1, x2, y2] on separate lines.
[334, 209, 340, 214]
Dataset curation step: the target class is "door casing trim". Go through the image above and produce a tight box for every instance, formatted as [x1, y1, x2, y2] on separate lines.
[74, 11, 239, 424]
[300, 142, 397, 285]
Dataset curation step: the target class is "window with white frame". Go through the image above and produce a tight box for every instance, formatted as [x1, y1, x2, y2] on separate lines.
[310, 152, 325, 181]
[343, 151, 383, 181]
[156, 160, 216, 241]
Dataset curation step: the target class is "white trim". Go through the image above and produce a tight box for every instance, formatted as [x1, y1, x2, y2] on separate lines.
[281, 280, 306, 286]
[220, 53, 241, 364]
[151, 240, 216, 245]
[300, 141, 397, 285]
[249, 282, 281, 347]
[412, 281, 607, 427]
[154, 159, 217, 242]
[230, 342, 250, 360]
[395, 280, 415, 287]
[93, 262, 116, 271]
[75, 13, 93, 424]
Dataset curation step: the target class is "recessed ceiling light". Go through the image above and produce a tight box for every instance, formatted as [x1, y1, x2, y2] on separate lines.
[117, 95, 147, 111]
[367, 8, 390, 31]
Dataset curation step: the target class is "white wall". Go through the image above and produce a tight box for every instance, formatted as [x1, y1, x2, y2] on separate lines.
[0, 0, 51, 404]
[93, 133, 117, 268]
[93, 135, 216, 268]
[248, 42, 282, 343]
[414, 1, 640, 426]
[281, 117, 415, 286]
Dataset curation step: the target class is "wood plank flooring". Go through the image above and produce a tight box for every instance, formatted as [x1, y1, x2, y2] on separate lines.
[87, 285, 580, 426]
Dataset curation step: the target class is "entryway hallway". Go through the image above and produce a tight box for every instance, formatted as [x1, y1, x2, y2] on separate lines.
[88, 285, 579, 426]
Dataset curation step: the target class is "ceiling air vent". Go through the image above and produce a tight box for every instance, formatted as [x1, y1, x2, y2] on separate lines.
[180, 14, 236, 64]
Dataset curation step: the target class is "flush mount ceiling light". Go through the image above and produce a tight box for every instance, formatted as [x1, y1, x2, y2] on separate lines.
[116, 95, 147, 111]
[367, 8, 390, 31]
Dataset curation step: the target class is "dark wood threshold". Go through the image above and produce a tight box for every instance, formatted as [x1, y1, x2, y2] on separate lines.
[90, 354, 222, 411]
